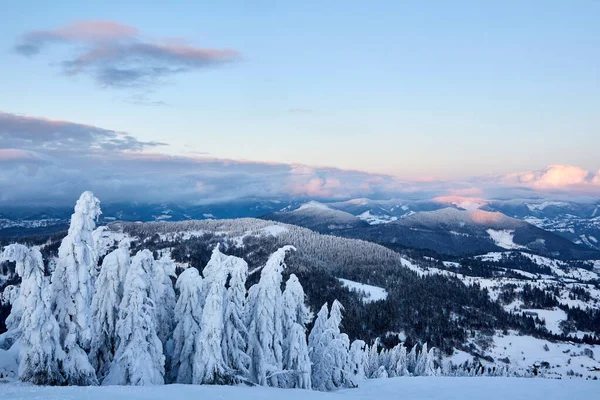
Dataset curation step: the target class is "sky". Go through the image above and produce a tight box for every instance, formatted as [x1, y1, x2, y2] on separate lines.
[0, 1, 599, 205]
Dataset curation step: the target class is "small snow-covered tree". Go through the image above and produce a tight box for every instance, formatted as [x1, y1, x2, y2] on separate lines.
[281, 274, 312, 389]
[222, 251, 250, 381]
[170, 268, 204, 384]
[414, 342, 428, 376]
[365, 338, 382, 379]
[346, 339, 368, 386]
[51, 191, 101, 385]
[2, 245, 64, 385]
[0, 284, 21, 350]
[246, 246, 295, 387]
[310, 300, 351, 391]
[104, 250, 165, 385]
[152, 255, 176, 348]
[193, 246, 229, 384]
[90, 242, 131, 381]
[423, 346, 437, 376]
[407, 344, 418, 375]
[393, 344, 409, 377]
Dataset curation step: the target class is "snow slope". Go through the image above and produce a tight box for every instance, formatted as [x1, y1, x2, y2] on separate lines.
[486, 229, 525, 250]
[338, 278, 388, 303]
[0, 377, 597, 400]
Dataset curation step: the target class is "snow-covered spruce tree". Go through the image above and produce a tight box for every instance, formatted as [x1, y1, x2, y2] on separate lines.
[346, 339, 368, 386]
[104, 250, 165, 385]
[392, 344, 409, 377]
[414, 342, 428, 376]
[310, 300, 351, 391]
[2, 245, 64, 385]
[51, 191, 101, 385]
[423, 346, 438, 376]
[365, 337, 382, 379]
[90, 242, 131, 381]
[246, 246, 295, 387]
[407, 344, 418, 376]
[0, 283, 22, 350]
[222, 250, 250, 382]
[193, 245, 230, 384]
[281, 274, 312, 389]
[170, 268, 204, 384]
[152, 255, 176, 351]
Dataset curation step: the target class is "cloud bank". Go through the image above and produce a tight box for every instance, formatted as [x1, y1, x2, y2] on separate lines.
[0, 111, 599, 206]
[14, 20, 240, 88]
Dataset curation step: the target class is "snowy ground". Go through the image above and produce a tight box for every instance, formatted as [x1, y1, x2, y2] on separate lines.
[0, 377, 598, 400]
[338, 278, 388, 303]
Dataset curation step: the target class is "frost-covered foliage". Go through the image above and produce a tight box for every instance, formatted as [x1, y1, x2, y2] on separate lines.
[51, 191, 101, 386]
[222, 249, 250, 381]
[104, 250, 165, 386]
[346, 340, 367, 385]
[194, 246, 230, 384]
[170, 268, 204, 384]
[152, 255, 176, 348]
[90, 242, 131, 380]
[281, 274, 312, 389]
[310, 300, 351, 391]
[2, 244, 64, 385]
[246, 246, 295, 386]
[0, 283, 21, 348]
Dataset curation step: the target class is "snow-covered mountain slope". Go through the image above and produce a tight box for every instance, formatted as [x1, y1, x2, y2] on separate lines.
[329, 208, 600, 260]
[0, 376, 597, 400]
[261, 201, 368, 233]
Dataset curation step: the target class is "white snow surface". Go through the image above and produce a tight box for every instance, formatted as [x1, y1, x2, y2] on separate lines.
[338, 278, 388, 303]
[486, 230, 525, 250]
[261, 225, 289, 236]
[357, 211, 397, 225]
[0, 377, 598, 400]
[297, 201, 331, 211]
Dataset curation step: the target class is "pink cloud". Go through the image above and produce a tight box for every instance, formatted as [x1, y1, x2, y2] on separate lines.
[505, 164, 599, 190]
[0, 149, 40, 162]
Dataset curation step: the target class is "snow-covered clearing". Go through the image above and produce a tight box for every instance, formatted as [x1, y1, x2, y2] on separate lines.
[338, 278, 388, 303]
[261, 225, 288, 236]
[0, 377, 597, 400]
[357, 211, 397, 225]
[486, 230, 525, 250]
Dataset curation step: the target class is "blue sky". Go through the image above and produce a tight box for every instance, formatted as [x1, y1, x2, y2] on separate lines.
[0, 1, 599, 204]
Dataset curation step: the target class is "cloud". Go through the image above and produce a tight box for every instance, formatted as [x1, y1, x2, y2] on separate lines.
[1, 111, 599, 205]
[0, 111, 166, 153]
[502, 164, 600, 190]
[14, 20, 240, 88]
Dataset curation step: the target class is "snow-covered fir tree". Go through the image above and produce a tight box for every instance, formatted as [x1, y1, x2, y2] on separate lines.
[0, 283, 22, 350]
[246, 246, 295, 387]
[346, 340, 368, 386]
[222, 249, 250, 382]
[152, 254, 177, 351]
[193, 245, 230, 384]
[51, 191, 101, 385]
[104, 250, 165, 385]
[414, 342, 428, 376]
[90, 242, 131, 381]
[366, 338, 382, 379]
[2, 245, 64, 385]
[170, 268, 204, 384]
[390, 344, 409, 377]
[423, 346, 438, 376]
[407, 344, 418, 376]
[310, 300, 351, 391]
[281, 274, 312, 389]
